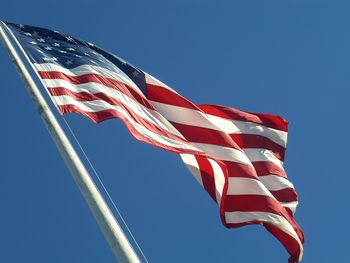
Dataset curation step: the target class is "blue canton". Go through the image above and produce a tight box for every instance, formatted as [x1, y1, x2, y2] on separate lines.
[4, 22, 147, 94]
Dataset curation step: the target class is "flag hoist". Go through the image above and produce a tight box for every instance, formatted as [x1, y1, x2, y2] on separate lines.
[0, 22, 141, 263]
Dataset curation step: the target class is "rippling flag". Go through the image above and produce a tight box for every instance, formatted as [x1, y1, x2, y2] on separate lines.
[2, 21, 304, 262]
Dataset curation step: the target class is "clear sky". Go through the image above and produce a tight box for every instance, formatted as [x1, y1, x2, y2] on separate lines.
[1, 1, 348, 262]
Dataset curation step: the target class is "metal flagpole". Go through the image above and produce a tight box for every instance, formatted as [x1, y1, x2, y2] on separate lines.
[0, 23, 141, 263]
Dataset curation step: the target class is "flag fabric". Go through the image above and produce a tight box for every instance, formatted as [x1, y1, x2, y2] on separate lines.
[3, 22, 304, 262]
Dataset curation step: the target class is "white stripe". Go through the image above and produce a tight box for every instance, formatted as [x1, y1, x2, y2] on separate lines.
[206, 114, 287, 147]
[54, 95, 201, 153]
[208, 159, 225, 204]
[225, 211, 303, 261]
[151, 101, 220, 130]
[243, 148, 284, 168]
[42, 78, 185, 139]
[192, 143, 252, 167]
[180, 154, 203, 186]
[280, 201, 298, 214]
[227, 177, 273, 197]
[33, 62, 143, 97]
[259, 175, 294, 191]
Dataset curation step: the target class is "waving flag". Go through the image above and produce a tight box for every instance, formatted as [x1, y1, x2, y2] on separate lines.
[2, 22, 304, 262]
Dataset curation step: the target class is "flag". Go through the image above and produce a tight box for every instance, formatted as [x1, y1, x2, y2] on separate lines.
[2, 21, 304, 262]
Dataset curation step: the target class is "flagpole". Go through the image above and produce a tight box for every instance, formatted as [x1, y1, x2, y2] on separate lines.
[0, 23, 141, 263]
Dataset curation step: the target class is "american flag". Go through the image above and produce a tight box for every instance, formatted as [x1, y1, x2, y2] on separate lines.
[3, 22, 304, 262]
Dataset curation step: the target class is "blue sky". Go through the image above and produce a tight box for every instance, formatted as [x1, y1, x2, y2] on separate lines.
[1, 1, 349, 262]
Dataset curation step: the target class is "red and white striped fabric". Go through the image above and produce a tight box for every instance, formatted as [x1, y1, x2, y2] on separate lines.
[6, 22, 304, 262]
[198, 105, 298, 214]
[33, 61, 303, 261]
[32, 62, 303, 262]
[146, 75, 304, 262]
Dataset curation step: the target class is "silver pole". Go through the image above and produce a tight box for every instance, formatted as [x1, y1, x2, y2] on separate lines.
[0, 23, 141, 263]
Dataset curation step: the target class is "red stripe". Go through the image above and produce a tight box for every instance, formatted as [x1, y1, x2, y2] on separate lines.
[230, 133, 286, 161]
[38, 71, 155, 110]
[284, 207, 295, 217]
[195, 156, 218, 203]
[59, 105, 118, 123]
[171, 122, 241, 150]
[198, 104, 288, 132]
[253, 161, 287, 178]
[270, 188, 298, 203]
[224, 161, 259, 179]
[264, 224, 302, 263]
[146, 83, 199, 110]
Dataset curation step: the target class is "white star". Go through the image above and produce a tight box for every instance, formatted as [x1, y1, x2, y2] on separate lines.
[37, 38, 45, 43]
[132, 70, 139, 77]
[32, 31, 39, 37]
[59, 50, 67, 54]
[91, 51, 97, 55]
[84, 52, 90, 56]
[67, 47, 75, 51]
[54, 30, 60, 33]
[87, 42, 94, 47]
[24, 32, 31, 36]
[37, 50, 44, 54]
[118, 57, 128, 65]
[30, 41, 37, 45]
[66, 36, 74, 42]
[43, 57, 57, 62]
[44, 46, 53, 50]
[53, 43, 60, 47]
[65, 60, 73, 65]
[19, 24, 25, 29]
[75, 54, 82, 58]
[90, 60, 97, 64]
